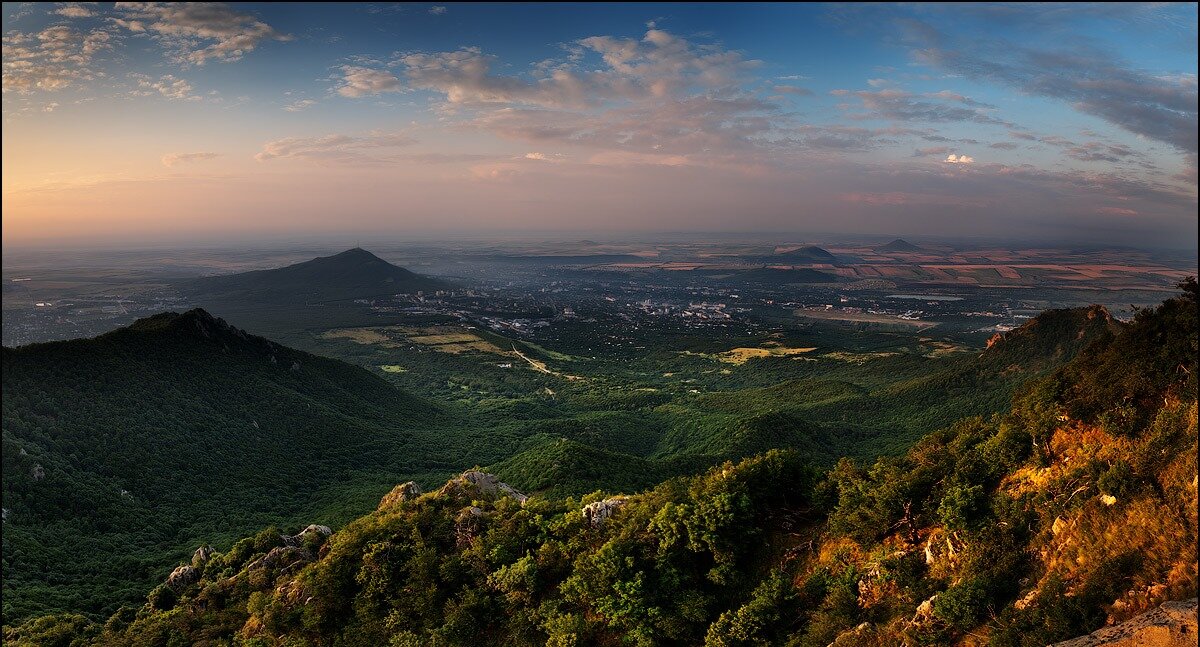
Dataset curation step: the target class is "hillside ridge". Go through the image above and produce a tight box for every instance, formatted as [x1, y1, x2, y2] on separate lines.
[15, 282, 1190, 647]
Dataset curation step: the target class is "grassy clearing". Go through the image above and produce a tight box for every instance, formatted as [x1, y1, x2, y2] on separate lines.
[714, 346, 818, 365]
[321, 328, 398, 346]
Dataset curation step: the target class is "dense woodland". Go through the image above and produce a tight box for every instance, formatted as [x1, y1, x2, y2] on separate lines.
[4, 280, 1194, 646]
[1, 310, 443, 621]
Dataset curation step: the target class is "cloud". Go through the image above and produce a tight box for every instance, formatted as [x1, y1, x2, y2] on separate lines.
[2, 26, 112, 93]
[43, 102, 60, 112]
[944, 153, 975, 164]
[989, 141, 1019, 150]
[778, 125, 927, 152]
[772, 84, 813, 96]
[254, 131, 416, 164]
[428, 5, 446, 15]
[833, 88, 1011, 126]
[283, 98, 317, 112]
[162, 151, 219, 167]
[367, 26, 782, 173]
[112, 2, 291, 65]
[913, 146, 951, 156]
[389, 26, 760, 110]
[132, 73, 197, 100]
[839, 191, 987, 208]
[56, 4, 96, 18]
[906, 21, 1198, 155]
[1063, 141, 1139, 163]
[336, 66, 402, 97]
[521, 152, 568, 163]
[1097, 206, 1139, 217]
[468, 95, 778, 163]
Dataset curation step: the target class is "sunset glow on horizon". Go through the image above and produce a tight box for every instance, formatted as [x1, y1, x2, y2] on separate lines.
[3, 2, 1197, 247]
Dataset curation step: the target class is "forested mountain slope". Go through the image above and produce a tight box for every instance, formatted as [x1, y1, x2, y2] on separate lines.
[1, 309, 442, 622]
[490, 305, 1123, 499]
[18, 281, 1191, 646]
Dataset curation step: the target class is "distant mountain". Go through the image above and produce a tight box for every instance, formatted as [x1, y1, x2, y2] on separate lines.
[1, 309, 441, 621]
[876, 238, 923, 252]
[184, 248, 452, 305]
[774, 245, 837, 262]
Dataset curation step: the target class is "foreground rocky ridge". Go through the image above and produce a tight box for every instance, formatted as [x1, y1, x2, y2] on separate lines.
[1050, 599, 1197, 647]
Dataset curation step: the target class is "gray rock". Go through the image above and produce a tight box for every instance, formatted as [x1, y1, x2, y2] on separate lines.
[248, 546, 313, 573]
[582, 497, 627, 527]
[282, 524, 332, 547]
[1050, 599, 1197, 647]
[440, 470, 527, 504]
[165, 564, 199, 591]
[192, 545, 215, 568]
[31, 465, 45, 481]
[378, 481, 423, 510]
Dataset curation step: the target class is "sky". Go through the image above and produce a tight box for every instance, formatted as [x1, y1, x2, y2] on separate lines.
[2, 2, 1197, 248]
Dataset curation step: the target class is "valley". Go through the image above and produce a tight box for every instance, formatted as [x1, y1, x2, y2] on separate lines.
[0, 243, 1154, 625]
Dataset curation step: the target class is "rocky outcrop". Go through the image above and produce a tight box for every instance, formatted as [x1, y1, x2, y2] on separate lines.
[1050, 599, 1197, 647]
[378, 481, 423, 510]
[248, 546, 313, 574]
[829, 622, 876, 646]
[582, 497, 627, 527]
[31, 465, 45, 481]
[909, 594, 938, 628]
[282, 524, 331, 547]
[192, 545, 214, 568]
[165, 565, 199, 591]
[439, 470, 527, 504]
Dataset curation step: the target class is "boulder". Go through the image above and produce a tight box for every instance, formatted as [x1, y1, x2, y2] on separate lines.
[378, 481, 423, 510]
[192, 545, 215, 568]
[582, 497, 627, 527]
[909, 594, 938, 627]
[165, 564, 199, 591]
[248, 546, 313, 573]
[440, 470, 527, 504]
[1050, 598, 1197, 647]
[282, 524, 332, 547]
[829, 622, 875, 646]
